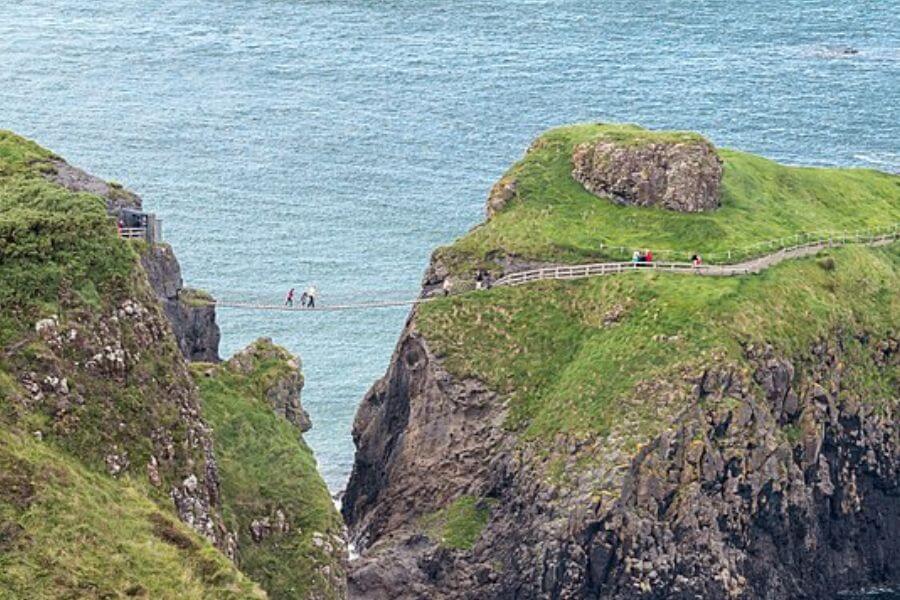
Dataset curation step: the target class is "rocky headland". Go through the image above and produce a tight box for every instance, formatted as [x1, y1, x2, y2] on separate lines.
[342, 123, 900, 599]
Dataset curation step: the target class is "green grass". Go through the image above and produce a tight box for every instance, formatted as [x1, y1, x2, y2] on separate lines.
[421, 496, 494, 550]
[418, 245, 899, 441]
[417, 122, 899, 448]
[192, 349, 344, 600]
[0, 130, 265, 597]
[0, 130, 135, 347]
[436, 123, 900, 276]
[0, 130, 54, 171]
[0, 428, 264, 599]
[0, 130, 211, 489]
[181, 287, 216, 307]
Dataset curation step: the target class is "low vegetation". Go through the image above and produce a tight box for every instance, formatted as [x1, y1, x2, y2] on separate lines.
[0, 131, 135, 347]
[419, 124, 899, 444]
[422, 496, 494, 550]
[192, 350, 345, 600]
[436, 123, 900, 275]
[0, 428, 264, 599]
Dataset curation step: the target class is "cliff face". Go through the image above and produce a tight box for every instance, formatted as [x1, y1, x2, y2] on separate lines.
[42, 153, 222, 363]
[194, 338, 346, 599]
[0, 130, 339, 598]
[344, 318, 899, 599]
[226, 338, 311, 432]
[140, 244, 221, 363]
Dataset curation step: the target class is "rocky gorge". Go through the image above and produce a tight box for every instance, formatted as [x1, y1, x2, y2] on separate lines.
[2, 123, 897, 599]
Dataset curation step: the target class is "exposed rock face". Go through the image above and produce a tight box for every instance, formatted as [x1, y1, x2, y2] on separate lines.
[141, 244, 221, 363]
[9, 278, 233, 556]
[343, 317, 506, 545]
[227, 338, 311, 432]
[572, 138, 723, 212]
[485, 176, 518, 219]
[43, 157, 142, 213]
[343, 322, 899, 598]
[44, 154, 221, 363]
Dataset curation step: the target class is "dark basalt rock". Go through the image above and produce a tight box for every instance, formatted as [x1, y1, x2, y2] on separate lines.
[343, 323, 899, 599]
[140, 245, 221, 363]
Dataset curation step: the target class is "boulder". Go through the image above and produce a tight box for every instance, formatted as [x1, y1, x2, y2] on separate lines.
[571, 137, 723, 212]
[485, 176, 518, 219]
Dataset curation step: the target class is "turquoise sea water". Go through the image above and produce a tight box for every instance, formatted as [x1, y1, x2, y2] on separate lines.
[2, 1, 898, 507]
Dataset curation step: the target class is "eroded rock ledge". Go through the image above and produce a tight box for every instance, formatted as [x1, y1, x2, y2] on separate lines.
[227, 337, 312, 432]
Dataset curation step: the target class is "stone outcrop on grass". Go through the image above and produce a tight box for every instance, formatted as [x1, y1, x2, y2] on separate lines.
[226, 338, 312, 432]
[485, 175, 518, 219]
[572, 137, 723, 212]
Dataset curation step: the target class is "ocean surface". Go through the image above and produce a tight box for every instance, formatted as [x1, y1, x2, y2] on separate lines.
[2, 1, 898, 508]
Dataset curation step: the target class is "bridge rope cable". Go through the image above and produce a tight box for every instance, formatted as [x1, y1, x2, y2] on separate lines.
[211, 232, 898, 313]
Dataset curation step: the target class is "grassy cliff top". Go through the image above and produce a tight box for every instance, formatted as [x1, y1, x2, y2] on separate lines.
[437, 123, 900, 274]
[420, 244, 898, 442]
[419, 124, 899, 444]
[192, 347, 345, 600]
[0, 130, 134, 346]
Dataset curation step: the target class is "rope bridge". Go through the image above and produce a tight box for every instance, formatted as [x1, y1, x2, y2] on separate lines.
[212, 232, 898, 313]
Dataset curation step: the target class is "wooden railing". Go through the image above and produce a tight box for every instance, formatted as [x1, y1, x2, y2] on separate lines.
[494, 231, 899, 288]
[118, 227, 147, 240]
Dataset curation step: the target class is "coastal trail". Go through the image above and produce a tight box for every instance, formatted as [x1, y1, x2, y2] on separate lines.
[213, 233, 898, 313]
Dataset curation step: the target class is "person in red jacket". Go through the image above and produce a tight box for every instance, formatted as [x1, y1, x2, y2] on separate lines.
[645, 249, 653, 263]
[285, 288, 295, 307]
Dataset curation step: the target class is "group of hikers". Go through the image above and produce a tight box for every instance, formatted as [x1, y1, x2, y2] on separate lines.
[284, 286, 317, 308]
[631, 249, 654, 263]
[630, 249, 704, 267]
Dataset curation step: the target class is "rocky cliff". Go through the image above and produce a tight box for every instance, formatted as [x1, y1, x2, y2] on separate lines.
[0, 130, 341, 598]
[342, 124, 900, 599]
[40, 152, 222, 362]
[140, 244, 221, 362]
[193, 338, 345, 599]
[345, 323, 898, 599]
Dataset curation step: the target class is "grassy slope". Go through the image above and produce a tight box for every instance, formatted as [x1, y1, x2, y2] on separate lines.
[0, 130, 135, 346]
[0, 428, 264, 599]
[420, 245, 898, 441]
[192, 350, 344, 600]
[418, 124, 900, 445]
[421, 496, 494, 551]
[437, 123, 900, 273]
[0, 131, 264, 598]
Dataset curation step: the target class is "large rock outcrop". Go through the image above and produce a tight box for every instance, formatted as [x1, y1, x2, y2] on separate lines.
[226, 337, 311, 432]
[343, 311, 899, 599]
[193, 338, 345, 598]
[571, 137, 723, 212]
[43, 157, 142, 213]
